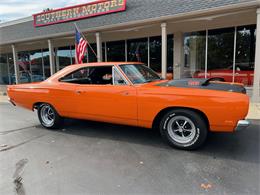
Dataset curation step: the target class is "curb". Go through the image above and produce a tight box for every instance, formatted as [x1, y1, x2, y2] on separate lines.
[246, 103, 260, 120]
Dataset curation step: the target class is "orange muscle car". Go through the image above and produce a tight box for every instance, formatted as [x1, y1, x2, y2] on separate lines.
[7, 62, 250, 150]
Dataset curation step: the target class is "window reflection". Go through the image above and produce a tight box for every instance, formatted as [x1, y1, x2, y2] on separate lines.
[42, 49, 50, 78]
[184, 31, 206, 78]
[71, 46, 76, 64]
[30, 50, 44, 82]
[88, 43, 97, 63]
[208, 28, 234, 71]
[167, 34, 174, 75]
[56, 46, 72, 71]
[8, 54, 15, 84]
[17, 51, 32, 83]
[149, 36, 161, 72]
[188, 26, 256, 87]
[0, 54, 9, 84]
[102, 43, 106, 62]
[235, 25, 256, 86]
[127, 38, 148, 64]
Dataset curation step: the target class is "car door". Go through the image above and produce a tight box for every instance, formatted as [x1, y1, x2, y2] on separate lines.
[50, 82, 78, 117]
[55, 67, 91, 118]
[75, 66, 138, 126]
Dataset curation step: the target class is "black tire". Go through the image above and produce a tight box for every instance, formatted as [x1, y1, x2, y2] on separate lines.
[159, 109, 208, 150]
[37, 103, 63, 129]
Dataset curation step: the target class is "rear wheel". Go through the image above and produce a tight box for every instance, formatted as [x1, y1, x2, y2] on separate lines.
[159, 109, 208, 150]
[37, 103, 63, 129]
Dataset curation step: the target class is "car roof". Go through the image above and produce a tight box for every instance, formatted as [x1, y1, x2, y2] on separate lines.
[68, 62, 143, 69]
[46, 62, 144, 82]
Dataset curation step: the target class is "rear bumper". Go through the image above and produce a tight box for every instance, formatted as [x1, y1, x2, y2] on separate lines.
[235, 120, 250, 131]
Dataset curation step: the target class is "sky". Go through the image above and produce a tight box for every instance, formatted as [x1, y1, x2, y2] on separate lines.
[0, 0, 95, 22]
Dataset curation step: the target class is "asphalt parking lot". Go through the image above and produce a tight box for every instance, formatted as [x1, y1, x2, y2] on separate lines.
[0, 102, 259, 195]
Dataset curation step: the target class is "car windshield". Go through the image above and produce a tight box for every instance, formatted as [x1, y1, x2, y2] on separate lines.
[119, 64, 161, 84]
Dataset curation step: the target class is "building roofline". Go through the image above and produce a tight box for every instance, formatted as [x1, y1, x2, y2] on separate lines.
[0, 0, 259, 46]
[0, 16, 33, 28]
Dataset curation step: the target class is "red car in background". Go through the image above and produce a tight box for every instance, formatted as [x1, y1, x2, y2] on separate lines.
[193, 66, 254, 86]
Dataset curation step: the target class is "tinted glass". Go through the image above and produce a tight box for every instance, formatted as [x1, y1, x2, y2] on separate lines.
[60, 66, 113, 85]
[107, 40, 125, 62]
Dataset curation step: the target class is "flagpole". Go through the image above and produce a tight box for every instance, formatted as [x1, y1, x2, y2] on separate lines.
[74, 23, 98, 61]
[74, 31, 78, 64]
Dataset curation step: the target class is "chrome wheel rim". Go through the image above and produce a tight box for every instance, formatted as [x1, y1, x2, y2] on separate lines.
[40, 105, 55, 127]
[167, 116, 196, 144]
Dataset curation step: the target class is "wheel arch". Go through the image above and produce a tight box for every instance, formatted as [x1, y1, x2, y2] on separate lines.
[152, 107, 210, 131]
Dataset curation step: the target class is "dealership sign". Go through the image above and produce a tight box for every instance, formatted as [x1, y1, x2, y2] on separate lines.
[33, 0, 127, 27]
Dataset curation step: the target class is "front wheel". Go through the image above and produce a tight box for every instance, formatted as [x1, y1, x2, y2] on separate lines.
[159, 109, 208, 150]
[37, 103, 63, 129]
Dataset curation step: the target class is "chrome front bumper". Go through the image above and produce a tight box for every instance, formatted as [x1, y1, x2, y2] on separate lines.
[235, 120, 250, 131]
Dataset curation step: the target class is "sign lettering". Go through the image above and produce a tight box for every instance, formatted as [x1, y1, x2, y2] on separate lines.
[33, 0, 127, 27]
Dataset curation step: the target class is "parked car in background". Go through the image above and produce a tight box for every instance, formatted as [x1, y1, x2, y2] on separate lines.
[7, 62, 250, 150]
[11, 71, 45, 84]
[193, 66, 254, 86]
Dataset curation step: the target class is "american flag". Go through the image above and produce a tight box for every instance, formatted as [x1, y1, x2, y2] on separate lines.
[75, 28, 88, 64]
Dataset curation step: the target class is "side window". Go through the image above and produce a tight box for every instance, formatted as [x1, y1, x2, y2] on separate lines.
[59, 67, 91, 84]
[60, 66, 113, 85]
[113, 68, 127, 85]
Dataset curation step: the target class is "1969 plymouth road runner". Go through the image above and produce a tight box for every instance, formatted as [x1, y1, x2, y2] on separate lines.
[7, 62, 250, 150]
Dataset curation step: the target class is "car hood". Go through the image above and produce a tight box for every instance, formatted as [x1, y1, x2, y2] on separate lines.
[155, 78, 246, 94]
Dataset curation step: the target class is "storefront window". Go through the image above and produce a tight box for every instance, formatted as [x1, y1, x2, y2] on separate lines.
[127, 38, 148, 64]
[167, 34, 174, 75]
[16, 49, 50, 83]
[17, 51, 31, 83]
[235, 25, 256, 86]
[102, 43, 106, 62]
[0, 54, 10, 84]
[88, 43, 97, 63]
[207, 28, 235, 82]
[42, 49, 51, 78]
[149, 36, 161, 72]
[8, 54, 15, 84]
[106, 40, 125, 62]
[30, 50, 45, 82]
[184, 31, 206, 78]
[56, 46, 72, 70]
